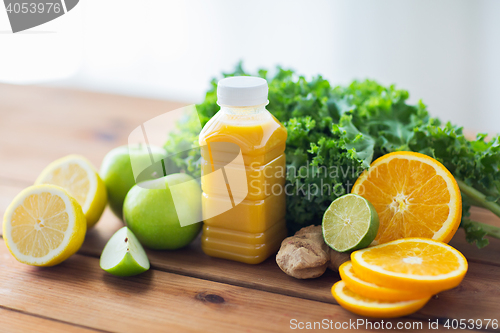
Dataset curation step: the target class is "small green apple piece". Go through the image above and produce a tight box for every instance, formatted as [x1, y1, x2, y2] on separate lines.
[100, 226, 150, 276]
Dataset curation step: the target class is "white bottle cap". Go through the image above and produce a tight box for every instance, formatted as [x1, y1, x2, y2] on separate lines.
[217, 76, 268, 107]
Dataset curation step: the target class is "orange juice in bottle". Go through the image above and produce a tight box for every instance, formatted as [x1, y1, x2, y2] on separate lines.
[199, 76, 287, 264]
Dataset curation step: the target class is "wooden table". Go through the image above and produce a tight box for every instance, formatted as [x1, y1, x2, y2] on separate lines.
[1, 84, 499, 333]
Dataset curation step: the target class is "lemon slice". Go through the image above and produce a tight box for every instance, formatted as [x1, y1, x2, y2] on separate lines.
[35, 155, 107, 228]
[351, 238, 468, 294]
[3, 185, 87, 266]
[331, 281, 430, 318]
[339, 261, 431, 301]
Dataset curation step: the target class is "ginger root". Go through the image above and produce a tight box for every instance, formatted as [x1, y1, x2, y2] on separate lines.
[276, 225, 350, 279]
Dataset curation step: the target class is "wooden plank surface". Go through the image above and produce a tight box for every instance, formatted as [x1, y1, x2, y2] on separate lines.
[1, 178, 499, 305]
[2, 181, 500, 267]
[1, 83, 500, 332]
[0, 307, 100, 333]
[0, 84, 185, 183]
[1, 180, 500, 329]
[0, 238, 441, 333]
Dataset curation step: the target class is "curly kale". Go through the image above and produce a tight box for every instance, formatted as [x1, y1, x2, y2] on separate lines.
[164, 62, 500, 248]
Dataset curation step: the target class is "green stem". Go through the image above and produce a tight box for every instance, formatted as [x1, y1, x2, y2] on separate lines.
[456, 179, 500, 218]
[463, 218, 500, 240]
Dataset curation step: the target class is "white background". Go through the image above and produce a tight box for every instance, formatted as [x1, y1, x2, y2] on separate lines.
[0, 0, 499, 134]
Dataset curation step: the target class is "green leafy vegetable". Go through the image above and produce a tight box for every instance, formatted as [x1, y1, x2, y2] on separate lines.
[164, 62, 500, 248]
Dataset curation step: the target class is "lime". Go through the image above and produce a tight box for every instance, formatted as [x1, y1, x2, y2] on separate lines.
[322, 194, 379, 252]
[100, 227, 150, 276]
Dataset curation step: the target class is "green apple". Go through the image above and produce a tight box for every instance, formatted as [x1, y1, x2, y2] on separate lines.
[100, 226, 150, 276]
[123, 173, 202, 250]
[100, 144, 167, 220]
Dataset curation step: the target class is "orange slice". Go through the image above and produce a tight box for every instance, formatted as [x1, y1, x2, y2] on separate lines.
[352, 151, 461, 244]
[339, 261, 431, 301]
[331, 281, 430, 318]
[351, 238, 468, 294]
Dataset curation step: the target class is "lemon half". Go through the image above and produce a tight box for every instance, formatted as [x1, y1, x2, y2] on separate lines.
[3, 185, 87, 266]
[35, 155, 107, 228]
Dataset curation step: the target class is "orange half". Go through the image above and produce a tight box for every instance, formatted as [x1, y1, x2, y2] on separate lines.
[352, 151, 461, 244]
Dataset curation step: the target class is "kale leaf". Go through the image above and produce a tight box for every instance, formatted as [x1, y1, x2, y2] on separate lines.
[164, 63, 500, 247]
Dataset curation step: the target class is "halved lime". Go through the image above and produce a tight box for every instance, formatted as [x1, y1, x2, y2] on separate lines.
[100, 227, 150, 276]
[322, 194, 379, 252]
